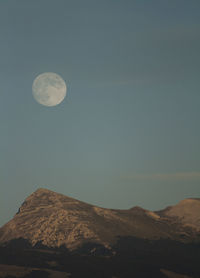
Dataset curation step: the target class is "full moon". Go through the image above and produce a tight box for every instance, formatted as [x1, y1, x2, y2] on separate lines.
[32, 72, 67, 107]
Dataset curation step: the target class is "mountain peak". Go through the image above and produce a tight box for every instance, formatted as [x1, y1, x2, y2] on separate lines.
[34, 187, 54, 194]
[24, 187, 80, 206]
[15, 188, 89, 222]
[30, 187, 70, 199]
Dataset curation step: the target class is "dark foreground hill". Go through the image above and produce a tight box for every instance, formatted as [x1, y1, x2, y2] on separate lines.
[0, 188, 200, 278]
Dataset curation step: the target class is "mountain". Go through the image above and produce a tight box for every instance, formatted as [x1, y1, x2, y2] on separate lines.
[0, 188, 199, 250]
[0, 188, 200, 278]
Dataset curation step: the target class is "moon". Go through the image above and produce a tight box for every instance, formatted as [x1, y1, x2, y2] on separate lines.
[32, 72, 67, 107]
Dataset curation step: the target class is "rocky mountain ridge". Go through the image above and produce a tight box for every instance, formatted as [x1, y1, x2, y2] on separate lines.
[0, 188, 199, 250]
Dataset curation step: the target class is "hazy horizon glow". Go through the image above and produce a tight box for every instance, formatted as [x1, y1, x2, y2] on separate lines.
[0, 1, 200, 225]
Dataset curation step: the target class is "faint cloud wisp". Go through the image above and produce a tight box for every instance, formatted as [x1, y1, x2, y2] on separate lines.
[122, 172, 200, 182]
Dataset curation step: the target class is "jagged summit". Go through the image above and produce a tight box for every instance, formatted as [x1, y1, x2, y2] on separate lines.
[17, 187, 93, 214]
[26, 187, 80, 203]
[0, 189, 199, 251]
[31, 187, 75, 199]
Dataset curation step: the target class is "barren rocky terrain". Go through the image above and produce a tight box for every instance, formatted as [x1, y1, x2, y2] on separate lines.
[0, 188, 199, 278]
[0, 188, 199, 250]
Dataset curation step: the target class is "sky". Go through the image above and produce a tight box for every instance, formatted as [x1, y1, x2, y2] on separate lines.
[0, 0, 200, 225]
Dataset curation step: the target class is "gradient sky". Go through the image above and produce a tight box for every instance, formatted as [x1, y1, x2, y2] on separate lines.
[1, 0, 200, 225]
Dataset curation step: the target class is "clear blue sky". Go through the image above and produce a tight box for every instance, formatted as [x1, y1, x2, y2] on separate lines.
[0, 0, 200, 225]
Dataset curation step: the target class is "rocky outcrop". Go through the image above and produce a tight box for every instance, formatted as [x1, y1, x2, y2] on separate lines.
[158, 198, 200, 230]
